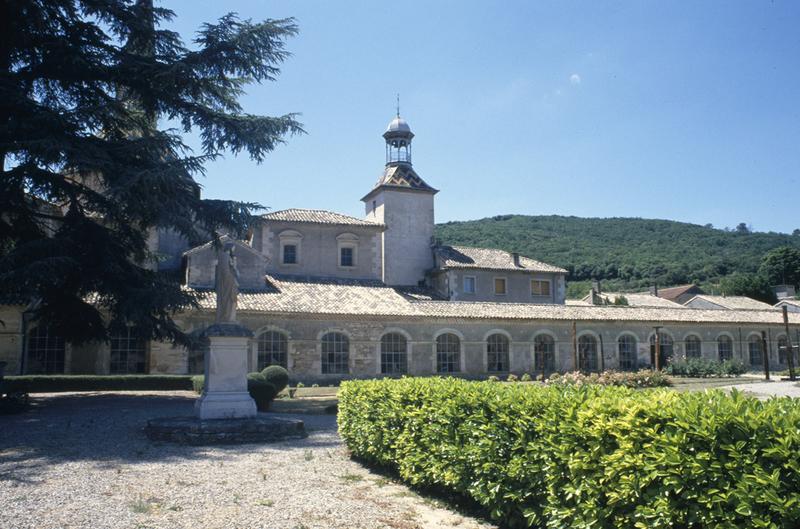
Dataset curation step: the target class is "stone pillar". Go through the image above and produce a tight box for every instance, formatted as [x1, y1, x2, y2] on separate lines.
[195, 323, 256, 420]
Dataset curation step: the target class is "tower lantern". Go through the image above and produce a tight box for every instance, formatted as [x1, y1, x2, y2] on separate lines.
[383, 113, 414, 165]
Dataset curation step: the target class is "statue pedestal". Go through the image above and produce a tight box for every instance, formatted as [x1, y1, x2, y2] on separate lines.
[195, 323, 256, 420]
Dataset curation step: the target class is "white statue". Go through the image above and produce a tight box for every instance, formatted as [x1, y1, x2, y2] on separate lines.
[215, 244, 239, 323]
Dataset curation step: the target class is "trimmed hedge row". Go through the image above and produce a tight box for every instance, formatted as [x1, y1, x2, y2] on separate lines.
[338, 377, 800, 528]
[2, 375, 194, 393]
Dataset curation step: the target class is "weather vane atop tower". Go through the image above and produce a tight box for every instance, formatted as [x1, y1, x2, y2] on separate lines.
[396, 93, 400, 118]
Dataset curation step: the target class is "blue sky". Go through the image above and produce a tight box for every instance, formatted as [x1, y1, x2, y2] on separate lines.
[166, 1, 800, 233]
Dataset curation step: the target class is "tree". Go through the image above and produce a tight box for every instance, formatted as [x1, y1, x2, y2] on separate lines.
[719, 273, 777, 304]
[0, 0, 303, 344]
[735, 222, 751, 234]
[759, 246, 800, 288]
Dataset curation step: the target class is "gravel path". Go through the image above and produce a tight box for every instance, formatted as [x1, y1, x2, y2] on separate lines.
[0, 392, 496, 529]
[719, 379, 800, 399]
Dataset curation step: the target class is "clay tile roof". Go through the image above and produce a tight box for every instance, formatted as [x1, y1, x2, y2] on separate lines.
[261, 208, 384, 228]
[686, 295, 776, 311]
[584, 292, 686, 308]
[656, 284, 700, 301]
[435, 245, 567, 274]
[188, 276, 800, 325]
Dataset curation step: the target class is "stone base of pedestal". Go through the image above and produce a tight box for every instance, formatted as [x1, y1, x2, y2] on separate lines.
[195, 391, 257, 420]
[145, 415, 307, 445]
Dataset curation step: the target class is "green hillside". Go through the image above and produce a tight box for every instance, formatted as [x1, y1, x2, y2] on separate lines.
[435, 215, 800, 298]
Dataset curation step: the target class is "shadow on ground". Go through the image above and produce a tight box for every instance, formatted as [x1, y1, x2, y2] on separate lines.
[0, 392, 339, 485]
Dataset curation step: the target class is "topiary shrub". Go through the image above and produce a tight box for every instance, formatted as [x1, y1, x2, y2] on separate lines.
[506, 373, 519, 382]
[247, 376, 276, 411]
[260, 365, 289, 394]
[191, 372, 276, 411]
[520, 373, 532, 382]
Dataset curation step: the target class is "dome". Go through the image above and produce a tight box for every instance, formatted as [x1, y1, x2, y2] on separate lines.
[386, 116, 412, 134]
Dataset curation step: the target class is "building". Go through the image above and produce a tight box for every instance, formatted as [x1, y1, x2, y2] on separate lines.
[2, 115, 799, 379]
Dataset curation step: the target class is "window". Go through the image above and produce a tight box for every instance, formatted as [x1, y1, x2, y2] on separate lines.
[494, 277, 507, 295]
[340, 246, 354, 267]
[486, 333, 510, 372]
[717, 335, 733, 361]
[685, 335, 702, 359]
[279, 230, 303, 266]
[436, 333, 460, 373]
[380, 333, 408, 374]
[749, 335, 763, 366]
[110, 328, 146, 374]
[649, 332, 674, 367]
[26, 326, 65, 374]
[282, 244, 297, 264]
[534, 334, 556, 372]
[531, 280, 551, 297]
[336, 233, 359, 268]
[578, 335, 598, 372]
[463, 276, 476, 294]
[778, 336, 790, 365]
[258, 331, 288, 370]
[321, 332, 349, 374]
[618, 335, 637, 371]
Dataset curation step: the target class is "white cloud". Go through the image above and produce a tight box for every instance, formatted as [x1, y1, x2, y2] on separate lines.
[570, 73, 581, 85]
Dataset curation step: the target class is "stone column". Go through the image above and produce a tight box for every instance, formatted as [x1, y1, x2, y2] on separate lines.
[195, 323, 256, 420]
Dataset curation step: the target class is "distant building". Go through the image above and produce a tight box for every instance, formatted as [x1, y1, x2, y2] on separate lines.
[2, 115, 799, 379]
[776, 299, 800, 314]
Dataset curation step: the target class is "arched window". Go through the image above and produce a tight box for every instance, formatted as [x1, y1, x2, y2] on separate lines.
[649, 332, 674, 367]
[26, 326, 65, 374]
[381, 333, 408, 374]
[486, 333, 510, 373]
[618, 335, 637, 371]
[436, 333, 460, 373]
[748, 335, 763, 366]
[258, 331, 288, 370]
[578, 335, 598, 372]
[534, 334, 556, 372]
[778, 336, 789, 365]
[110, 328, 146, 374]
[717, 335, 733, 361]
[321, 332, 349, 374]
[685, 335, 702, 359]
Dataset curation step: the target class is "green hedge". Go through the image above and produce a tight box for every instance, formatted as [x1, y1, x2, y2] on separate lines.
[338, 377, 800, 528]
[192, 371, 281, 411]
[666, 357, 747, 377]
[2, 375, 194, 393]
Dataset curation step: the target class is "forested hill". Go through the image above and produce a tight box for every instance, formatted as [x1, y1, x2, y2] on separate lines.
[435, 215, 800, 296]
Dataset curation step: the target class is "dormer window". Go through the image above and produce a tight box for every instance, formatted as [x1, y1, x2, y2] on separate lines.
[336, 232, 359, 268]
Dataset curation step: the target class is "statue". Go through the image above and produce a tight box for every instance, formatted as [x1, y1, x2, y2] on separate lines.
[215, 243, 239, 323]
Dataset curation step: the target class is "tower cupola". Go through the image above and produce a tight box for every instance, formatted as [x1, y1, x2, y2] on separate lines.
[383, 113, 414, 165]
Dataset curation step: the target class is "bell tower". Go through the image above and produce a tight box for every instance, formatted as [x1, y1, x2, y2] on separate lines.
[363, 111, 437, 286]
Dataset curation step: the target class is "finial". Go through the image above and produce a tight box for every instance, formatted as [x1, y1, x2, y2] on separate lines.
[396, 93, 400, 118]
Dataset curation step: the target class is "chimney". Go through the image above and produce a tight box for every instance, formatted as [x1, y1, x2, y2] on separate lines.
[512, 252, 520, 267]
[649, 284, 658, 297]
[591, 279, 601, 294]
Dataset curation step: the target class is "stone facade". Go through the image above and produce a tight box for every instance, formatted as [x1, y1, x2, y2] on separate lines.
[3, 114, 799, 378]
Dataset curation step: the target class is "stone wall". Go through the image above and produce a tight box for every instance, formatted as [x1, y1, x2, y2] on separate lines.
[255, 221, 383, 280]
[445, 269, 566, 304]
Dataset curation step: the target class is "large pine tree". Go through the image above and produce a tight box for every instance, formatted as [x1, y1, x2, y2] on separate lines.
[0, 0, 303, 344]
